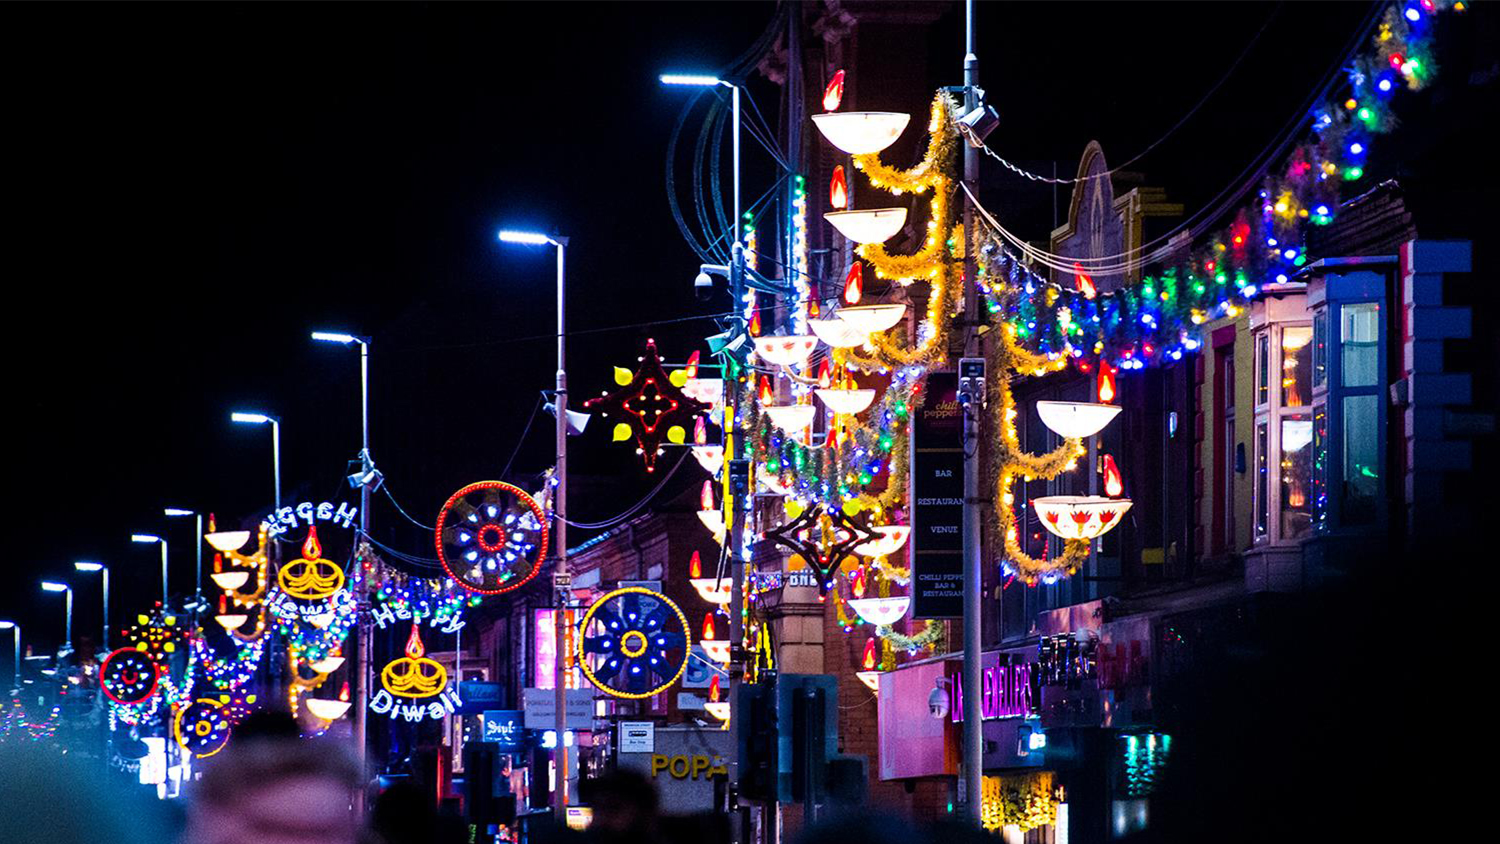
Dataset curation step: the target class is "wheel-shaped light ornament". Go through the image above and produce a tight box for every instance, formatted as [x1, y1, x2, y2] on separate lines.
[435, 481, 549, 595]
[578, 587, 690, 700]
[100, 647, 159, 705]
[174, 698, 233, 757]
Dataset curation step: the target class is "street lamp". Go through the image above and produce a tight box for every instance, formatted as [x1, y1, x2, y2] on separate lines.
[73, 562, 108, 657]
[131, 534, 170, 606]
[497, 227, 572, 820]
[231, 411, 282, 511]
[40, 582, 72, 657]
[0, 621, 19, 691]
[311, 328, 375, 802]
[164, 509, 204, 626]
[660, 74, 740, 237]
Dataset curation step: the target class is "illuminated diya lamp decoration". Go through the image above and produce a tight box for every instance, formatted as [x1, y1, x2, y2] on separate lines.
[277, 527, 346, 602]
[696, 481, 725, 541]
[748, 309, 762, 337]
[842, 260, 863, 305]
[306, 681, 352, 722]
[1031, 496, 1133, 541]
[830, 165, 848, 210]
[380, 624, 449, 700]
[753, 335, 819, 369]
[1097, 364, 1118, 404]
[811, 68, 910, 156]
[807, 315, 868, 349]
[855, 638, 882, 692]
[690, 417, 724, 476]
[688, 550, 731, 605]
[846, 596, 912, 627]
[835, 303, 906, 335]
[699, 611, 730, 664]
[704, 674, 731, 723]
[214, 596, 248, 633]
[1100, 454, 1124, 498]
[853, 525, 911, 558]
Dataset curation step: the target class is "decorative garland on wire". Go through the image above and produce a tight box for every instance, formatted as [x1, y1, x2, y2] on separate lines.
[987, 0, 1461, 368]
[876, 619, 945, 653]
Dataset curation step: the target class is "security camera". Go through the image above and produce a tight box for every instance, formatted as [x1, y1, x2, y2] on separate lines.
[695, 271, 714, 300]
[928, 681, 951, 719]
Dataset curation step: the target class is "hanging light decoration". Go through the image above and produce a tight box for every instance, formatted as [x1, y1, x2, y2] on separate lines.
[697, 481, 725, 539]
[1101, 454, 1124, 498]
[1034, 401, 1122, 439]
[824, 207, 907, 244]
[812, 113, 912, 155]
[204, 529, 251, 554]
[1074, 263, 1097, 300]
[807, 316, 868, 349]
[815, 387, 876, 415]
[847, 596, 911, 627]
[835, 303, 907, 334]
[822, 69, 845, 112]
[853, 525, 911, 557]
[855, 638, 882, 692]
[764, 403, 818, 434]
[704, 674, 731, 722]
[843, 261, 863, 304]
[699, 612, 729, 664]
[753, 335, 819, 368]
[688, 550, 732, 605]
[830, 165, 848, 210]
[1031, 496, 1133, 540]
[1097, 365, 1118, 404]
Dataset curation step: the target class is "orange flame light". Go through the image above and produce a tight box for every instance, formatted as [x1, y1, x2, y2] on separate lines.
[1102, 454, 1124, 498]
[694, 416, 707, 445]
[700, 481, 715, 512]
[689, 550, 703, 579]
[1074, 263, 1097, 300]
[822, 70, 845, 112]
[758, 376, 773, 405]
[702, 613, 716, 640]
[339, 681, 350, 702]
[830, 165, 848, 210]
[817, 359, 833, 389]
[843, 261, 863, 305]
[302, 527, 323, 561]
[709, 673, 722, 703]
[404, 624, 426, 660]
[1097, 365, 1117, 404]
[748, 309, 762, 337]
[684, 350, 700, 379]
[862, 638, 877, 671]
[851, 566, 866, 598]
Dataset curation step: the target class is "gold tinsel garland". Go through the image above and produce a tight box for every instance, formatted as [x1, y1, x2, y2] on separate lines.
[989, 325, 1092, 582]
[981, 772, 1062, 832]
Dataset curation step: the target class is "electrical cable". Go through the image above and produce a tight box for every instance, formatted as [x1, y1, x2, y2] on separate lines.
[562, 449, 690, 529]
[981, 3, 1284, 185]
[409, 310, 737, 352]
[500, 396, 545, 479]
[380, 484, 436, 532]
[363, 534, 445, 569]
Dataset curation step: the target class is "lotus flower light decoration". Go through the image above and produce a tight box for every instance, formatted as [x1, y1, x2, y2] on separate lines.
[1031, 496, 1133, 541]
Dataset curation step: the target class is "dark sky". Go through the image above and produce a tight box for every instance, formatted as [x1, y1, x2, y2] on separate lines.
[4, 1, 1493, 656]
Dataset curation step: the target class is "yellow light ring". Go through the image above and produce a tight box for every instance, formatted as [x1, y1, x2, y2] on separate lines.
[380, 656, 447, 699]
[577, 586, 691, 700]
[277, 556, 346, 601]
[173, 698, 231, 758]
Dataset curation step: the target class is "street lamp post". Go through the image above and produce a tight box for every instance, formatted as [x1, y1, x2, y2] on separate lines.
[660, 74, 741, 238]
[312, 330, 374, 805]
[497, 228, 571, 821]
[164, 509, 202, 626]
[0, 622, 19, 691]
[231, 412, 282, 511]
[40, 582, 72, 657]
[73, 563, 108, 657]
[131, 534, 170, 607]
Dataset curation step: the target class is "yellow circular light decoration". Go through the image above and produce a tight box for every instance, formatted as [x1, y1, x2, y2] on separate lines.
[380, 625, 448, 700]
[276, 527, 346, 601]
[174, 698, 232, 757]
[577, 587, 691, 700]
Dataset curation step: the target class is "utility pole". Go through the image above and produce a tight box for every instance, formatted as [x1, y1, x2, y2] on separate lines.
[959, 0, 985, 824]
[552, 236, 571, 823]
[354, 337, 371, 815]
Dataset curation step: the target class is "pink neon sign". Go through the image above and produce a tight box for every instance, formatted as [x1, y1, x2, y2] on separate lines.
[950, 658, 1035, 722]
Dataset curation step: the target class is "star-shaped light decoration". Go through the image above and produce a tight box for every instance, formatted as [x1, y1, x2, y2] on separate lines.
[764, 504, 879, 594]
[583, 339, 708, 472]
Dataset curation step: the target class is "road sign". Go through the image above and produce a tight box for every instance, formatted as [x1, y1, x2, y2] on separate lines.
[482, 710, 525, 751]
[619, 721, 655, 753]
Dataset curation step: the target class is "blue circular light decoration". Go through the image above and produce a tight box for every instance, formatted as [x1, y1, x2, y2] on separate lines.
[435, 481, 548, 595]
[174, 698, 232, 757]
[100, 647, 159, 705]
[577, 587, 690, 700]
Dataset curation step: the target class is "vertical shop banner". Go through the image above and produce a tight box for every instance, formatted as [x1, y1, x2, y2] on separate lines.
[912, 371, 964, 618]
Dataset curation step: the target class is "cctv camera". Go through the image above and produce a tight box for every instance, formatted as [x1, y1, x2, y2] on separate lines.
[928, 684, 951, 719]
[695, 271, 714, 300]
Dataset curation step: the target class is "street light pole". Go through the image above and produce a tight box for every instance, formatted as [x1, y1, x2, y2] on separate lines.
[959, 0, 984, 824]
[131, 534, 170, 607]
[165, 510, 202, 626]
[40, 582, 72, 657]
[312, 330, 374, 809]
[498, 229, 571, 820]
[0, 622, 18, 691]
[231, 412, 283, 513]
[74, 563, 108, 656]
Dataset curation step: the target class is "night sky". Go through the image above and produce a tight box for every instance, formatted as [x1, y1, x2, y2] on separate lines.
[5, 1, 1494, 656]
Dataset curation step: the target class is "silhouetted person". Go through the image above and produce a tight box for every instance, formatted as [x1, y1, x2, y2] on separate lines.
[579, 769, 660, 844]
[0, 743, 175, 844]
[367, 779, 465, 844]
[182, 734, 361, 844]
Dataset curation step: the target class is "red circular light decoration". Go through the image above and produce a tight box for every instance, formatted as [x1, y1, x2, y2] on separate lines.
[100, 647, 160, 705]
[435, 481, 549, 595]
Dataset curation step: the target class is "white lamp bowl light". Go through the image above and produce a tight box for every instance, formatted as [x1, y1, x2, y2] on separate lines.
[855, 670, 883, 693]
[305, 611, 336, 630]
[824, 208, 908, 245]
[1035, 401, 1123, 439]
[835, 304, 907, 334]
[700, 639, 731, 664]
[807, 317, 869, 349]
[704, 701, 732, 722]
[1031, 496, 1133, 541]
[305, 699, 352, 721]
[811, 112, 911, 155]
[690, 577, 733, 606]
[854, 525, 911, 557]
[682, 378, 724, 409]
[209, 571, 250, 591]
[691, 445, 725, 476]
[847, 596, 911, 627]
[309, 657, 346, 675]
[214, 614, 248, 632]
[815, 388, 877, 415]
[204, 531, 252, 553]
[697, 510, 726, 537]
[757, 472, 794, 496]
[764, 404, 818, 434]
[753, 335, 819, 368]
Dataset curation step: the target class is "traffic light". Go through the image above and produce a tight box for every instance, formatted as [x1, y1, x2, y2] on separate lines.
[775, 674, 838, 805]
[736, 681, 777, 801]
